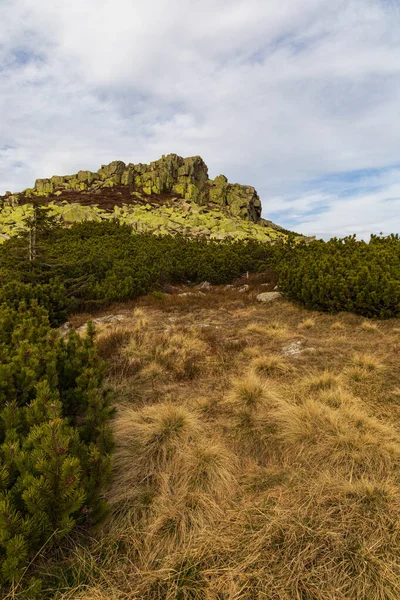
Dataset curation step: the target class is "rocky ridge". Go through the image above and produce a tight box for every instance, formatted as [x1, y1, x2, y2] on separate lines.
[3, 154, 262, 221]
[0, 154, 301, 243]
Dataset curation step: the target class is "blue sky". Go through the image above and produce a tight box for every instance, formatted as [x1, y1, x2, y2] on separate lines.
[1, 0, 400, 239]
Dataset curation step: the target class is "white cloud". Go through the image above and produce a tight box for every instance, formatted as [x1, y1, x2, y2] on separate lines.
[1, 0, 400, 237]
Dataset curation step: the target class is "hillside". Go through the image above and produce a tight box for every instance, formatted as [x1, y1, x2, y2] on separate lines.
[49, 284, 400, 599]
[0, 154, 301, 243]
[0, 156, 399, 599]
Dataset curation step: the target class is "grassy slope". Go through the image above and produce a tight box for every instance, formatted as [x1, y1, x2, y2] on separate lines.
[54, 280, 400, 600]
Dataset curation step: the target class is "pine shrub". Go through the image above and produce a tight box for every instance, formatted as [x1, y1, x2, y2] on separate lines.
[0, 303, 113, 594]
[278, 234, 400, 319]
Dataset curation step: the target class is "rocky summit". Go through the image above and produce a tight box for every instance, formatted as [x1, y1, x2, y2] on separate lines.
[0, 153, 297, 243]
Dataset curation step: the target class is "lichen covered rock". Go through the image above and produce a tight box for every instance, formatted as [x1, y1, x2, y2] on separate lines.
[0, 199, 292, 245]
[24, 154, 263, 223]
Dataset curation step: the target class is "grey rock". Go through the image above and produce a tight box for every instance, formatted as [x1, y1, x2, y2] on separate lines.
[76, 314, 126, 333]
[281, 340, 316, 358]
[256, 291, 282, 303]
[281, 340, 303, 357]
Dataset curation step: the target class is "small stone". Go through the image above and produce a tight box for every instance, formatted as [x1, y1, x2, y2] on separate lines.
[238, 285, 250, 293]
[256, 291, 282, 302]
[281, 340, 303, 357]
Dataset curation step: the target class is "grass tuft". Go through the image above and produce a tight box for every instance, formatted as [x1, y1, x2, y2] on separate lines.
[251, 354, 291, 377]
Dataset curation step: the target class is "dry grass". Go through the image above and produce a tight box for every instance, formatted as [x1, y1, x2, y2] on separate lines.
[361, 320, 379, 332]
[57, 296, 400, 600]
[302, 370, 342, 392]
[243, 320, 289, 339]
[120, 323, 209, 381]
[298, 317, 315, 329]
[251, 354, 291, 376]
[351, 351, 384, 371]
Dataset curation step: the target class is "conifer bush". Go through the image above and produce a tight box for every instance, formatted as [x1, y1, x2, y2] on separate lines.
[279, 234, 400, 318]
[0, 303, 113, 595]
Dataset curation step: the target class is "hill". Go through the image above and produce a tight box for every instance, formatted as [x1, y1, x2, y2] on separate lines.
[0, 154, 302, 243]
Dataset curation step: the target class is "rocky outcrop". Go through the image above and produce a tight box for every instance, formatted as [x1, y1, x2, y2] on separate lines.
[17, 154, 262, 223]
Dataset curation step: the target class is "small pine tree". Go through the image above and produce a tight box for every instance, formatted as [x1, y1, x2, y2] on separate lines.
[0, 304, 113, 594]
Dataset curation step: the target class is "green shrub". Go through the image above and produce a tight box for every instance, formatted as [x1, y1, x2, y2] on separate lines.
[0, 303, 113, 595]
[0, 222, 277, 314]
[278, 234, 400, 319]
[0, 280, 68, 326]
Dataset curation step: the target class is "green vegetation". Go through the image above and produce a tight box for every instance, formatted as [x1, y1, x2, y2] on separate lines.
[1, 156, 399, 599]
[279, 234, 400, 318]
[0, 220, 399, 321]
[0, 212, 398, 597]
[0, 304, 113, 597]
[0, 220, 277, 318]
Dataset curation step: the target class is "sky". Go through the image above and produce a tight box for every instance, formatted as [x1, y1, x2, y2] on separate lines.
[1, 0, 400, 239]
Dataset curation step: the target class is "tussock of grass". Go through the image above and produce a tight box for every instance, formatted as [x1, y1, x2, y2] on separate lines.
[275, 396, 400, 477]
[154, 331, 207, 379]
[351, 352, 384, 371]
[226, 372, 282, 461]
[228, 372, 275, 410]
[298, 317, 315, 329]
[346, 366, 372, 382]
[331, 320, 345, 330]
[361, 320, 379, 332]
[302, 370, 341, 392]
[96, 327, 131, 360]
[122, 322, 208, 381]
[139, 360, 167, 382]
[243, 321, 289, 339]
[110, 403, 201, 507]
[251, 354, 291, 376]
[317, 386, 360, 409]
[147, 441, 237, 549]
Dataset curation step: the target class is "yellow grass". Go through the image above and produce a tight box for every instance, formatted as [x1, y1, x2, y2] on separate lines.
[298, 317, 315, 329]
[56, 297, 400, 600]
[251, 354, 291, 376]
[351, 351, 384, 371]
[361, 320, 379, 331]
[331, 320, 345, 330]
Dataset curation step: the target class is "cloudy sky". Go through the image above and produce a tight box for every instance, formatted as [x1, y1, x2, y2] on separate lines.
[1, 0, 400, 239]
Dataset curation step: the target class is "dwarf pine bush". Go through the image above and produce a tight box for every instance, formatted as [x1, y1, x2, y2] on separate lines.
[279, 234, 400, 319]
[0, 303, 113, 595]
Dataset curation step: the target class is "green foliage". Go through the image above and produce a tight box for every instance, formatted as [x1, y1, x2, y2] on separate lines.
[278, 234, 400, 318]
[0, 221, 277, 315]
[0, 280, 68, 326]
[1, 222, 399, 323]
[0, 304, 113, 595]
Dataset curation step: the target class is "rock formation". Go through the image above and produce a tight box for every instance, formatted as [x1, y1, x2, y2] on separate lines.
[16, 154, 262, 223]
